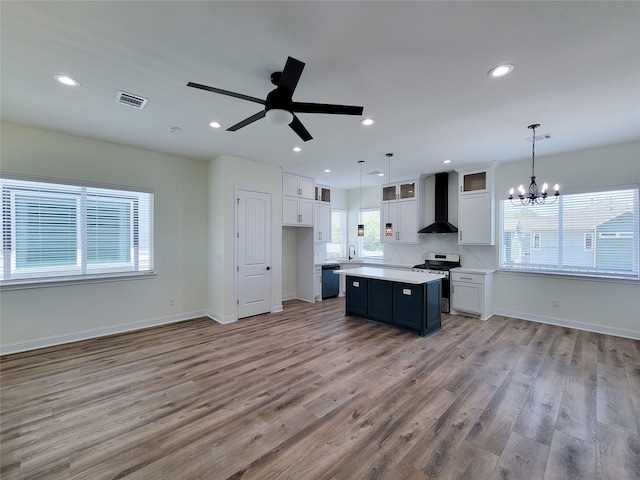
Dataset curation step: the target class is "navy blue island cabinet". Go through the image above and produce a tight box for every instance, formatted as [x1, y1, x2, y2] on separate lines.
[341, 267, 442, 337]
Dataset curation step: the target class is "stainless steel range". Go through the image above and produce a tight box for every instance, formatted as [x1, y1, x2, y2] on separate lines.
[412, 253, 460, 313]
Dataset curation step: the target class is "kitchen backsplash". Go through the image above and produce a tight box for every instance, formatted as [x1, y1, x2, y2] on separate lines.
[383, 234, 496, 268]
[315, 233, 496, 269]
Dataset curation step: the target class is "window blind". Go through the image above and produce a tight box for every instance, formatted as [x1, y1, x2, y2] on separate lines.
[500, 187, 639, 279]
[1, 176, 153, 284]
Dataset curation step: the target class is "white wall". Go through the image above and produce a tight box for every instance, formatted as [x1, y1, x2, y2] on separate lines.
[207, 155, 283, 322]
[492, 141, 640, 338]
[0, 123, 209, 353]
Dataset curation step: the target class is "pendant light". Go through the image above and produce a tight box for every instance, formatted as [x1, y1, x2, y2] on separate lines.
[509, 124, 560, 206]
[385, 153, 394, 236]
[357, 160, 365, 237]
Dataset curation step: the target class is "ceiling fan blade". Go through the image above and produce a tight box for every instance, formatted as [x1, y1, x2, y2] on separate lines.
[187, 82, 265, 105]
[277, 57, 305, 96]
[227, 110, 266, 131]
[289, 115, 313, 142]
[291, 102, 363, 116]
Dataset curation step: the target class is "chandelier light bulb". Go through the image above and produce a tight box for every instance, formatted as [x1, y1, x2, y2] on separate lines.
[554, 184, 560, 192]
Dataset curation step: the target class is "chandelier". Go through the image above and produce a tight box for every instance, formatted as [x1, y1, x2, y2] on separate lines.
[509, 124, 559, 206]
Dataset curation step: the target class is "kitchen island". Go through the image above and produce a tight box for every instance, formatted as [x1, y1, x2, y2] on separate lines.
[335, 267, 443, 337]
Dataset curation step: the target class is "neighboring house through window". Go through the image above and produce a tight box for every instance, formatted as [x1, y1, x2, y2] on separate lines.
[500, 186, 639, 279]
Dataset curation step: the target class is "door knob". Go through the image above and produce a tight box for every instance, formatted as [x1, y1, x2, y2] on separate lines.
[266, 266, 271, 270]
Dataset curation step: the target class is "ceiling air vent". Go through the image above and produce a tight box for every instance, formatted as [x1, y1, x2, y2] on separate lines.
[526, 133, 551, 142]
[116, 90, 148, 110]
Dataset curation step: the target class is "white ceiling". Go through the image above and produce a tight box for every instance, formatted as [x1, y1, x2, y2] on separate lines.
[1, 1, 639, 189]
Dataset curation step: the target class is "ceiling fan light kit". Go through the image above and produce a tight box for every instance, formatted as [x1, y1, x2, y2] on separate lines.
[188, 56, 364, 142]
[265, 109, 294, 125]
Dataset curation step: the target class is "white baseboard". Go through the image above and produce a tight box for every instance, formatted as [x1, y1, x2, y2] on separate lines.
[494, 308, 640, 340]
[282, 293, 296, 301]
[272, 304, 284, 313]
[206, 310, 236, 324]
[0, 310, 210, 356]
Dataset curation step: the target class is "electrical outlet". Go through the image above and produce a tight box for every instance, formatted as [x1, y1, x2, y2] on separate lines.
[169, 297, 175, 305]
[552, 299, 560, 307]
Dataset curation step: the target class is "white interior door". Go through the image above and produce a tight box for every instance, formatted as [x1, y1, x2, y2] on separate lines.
[236, 189, 271, 319]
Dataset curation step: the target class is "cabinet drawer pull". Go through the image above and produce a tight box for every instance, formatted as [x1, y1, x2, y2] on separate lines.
[352, 281, 360, 287]
[402, 288, 412, 295]
[460, 276, 473, 280]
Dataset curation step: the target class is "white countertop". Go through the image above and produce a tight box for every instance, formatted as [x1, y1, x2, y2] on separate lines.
[335, 267, 443, 285]
[451, 267, 496, 274]
[316, 259, 415, 269]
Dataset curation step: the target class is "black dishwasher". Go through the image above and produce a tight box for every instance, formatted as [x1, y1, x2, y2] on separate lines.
[321, 264, 340, 299]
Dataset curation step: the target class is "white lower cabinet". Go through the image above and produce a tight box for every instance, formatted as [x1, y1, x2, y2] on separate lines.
[450, 268, 495, 321]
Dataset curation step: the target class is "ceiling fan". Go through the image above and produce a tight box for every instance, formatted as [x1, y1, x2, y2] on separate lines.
[187, 56, 364, 142]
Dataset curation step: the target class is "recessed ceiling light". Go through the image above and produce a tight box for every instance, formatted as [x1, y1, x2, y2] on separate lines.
[360, 118, 376, 126]
[378, 173, 385, 177]
[488, 64, 514, 78]
[292, 146, 302, 152]
[209, 121, 222, 129]
[443, 159, 452, 164]
[324, 169, 331, 173]
[53, 74, 80, 86]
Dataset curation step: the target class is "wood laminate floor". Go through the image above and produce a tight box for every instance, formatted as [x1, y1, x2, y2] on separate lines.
[1, 298, 639, 479]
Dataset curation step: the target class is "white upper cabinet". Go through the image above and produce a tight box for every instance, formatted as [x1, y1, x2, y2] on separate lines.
[283, 173, 315, 226]
[382, 180, 418, 202]
[458, 167, 493, 195]
[315, 185, 331, 203]
[380, 178, 421, 244]
[283, 173, 314, 200]
[315, 202, 331, 242]
[455, 164, 495, 245]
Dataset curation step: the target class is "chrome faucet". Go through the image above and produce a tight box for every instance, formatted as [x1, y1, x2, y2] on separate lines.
[348, 244, 357, 261]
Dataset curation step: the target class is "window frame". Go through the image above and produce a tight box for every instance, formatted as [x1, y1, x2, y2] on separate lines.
[358, 208, 383, 259]
[1, 174, 155, 290]
[326, 209, 347, 259]
[499, 185, 639, 281]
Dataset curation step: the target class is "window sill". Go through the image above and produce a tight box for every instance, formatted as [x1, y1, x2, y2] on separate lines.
[497, 268, 639, 284]
[0, 271, 157, 291]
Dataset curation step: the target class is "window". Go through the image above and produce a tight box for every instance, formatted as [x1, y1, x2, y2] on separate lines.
[532, 232, 541, 250]
[327, 209, 346, 259]
[584, 233, 593, 251]
[500, 187, 639, 279]
[359, 209, 383, 258]
[1, 175, 153, 286]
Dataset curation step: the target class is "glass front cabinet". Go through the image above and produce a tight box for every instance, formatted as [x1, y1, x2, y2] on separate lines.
[380, 178, 422, 244]
[455, 164, 495, 245]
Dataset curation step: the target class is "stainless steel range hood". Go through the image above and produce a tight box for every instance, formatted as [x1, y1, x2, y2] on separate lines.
[419, 172, 458, 234]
